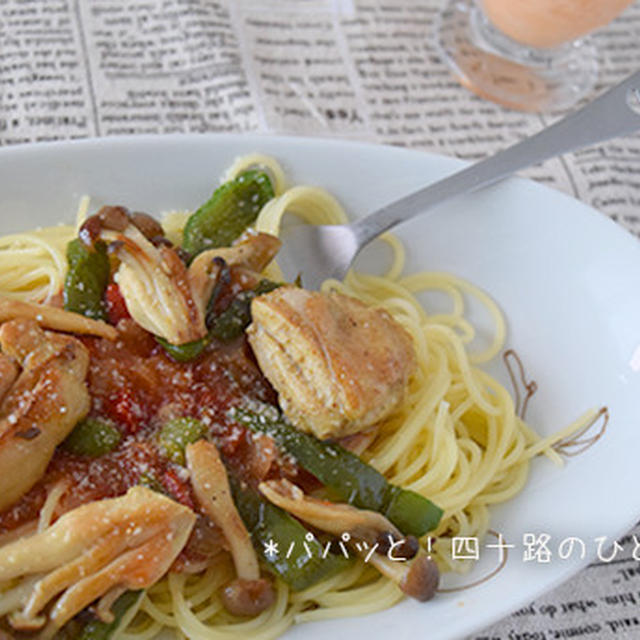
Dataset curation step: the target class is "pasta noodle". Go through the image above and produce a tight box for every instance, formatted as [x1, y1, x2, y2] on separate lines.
[0, 155, 596, 640]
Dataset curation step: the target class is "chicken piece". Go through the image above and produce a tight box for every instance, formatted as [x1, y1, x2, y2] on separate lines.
[188, 230, 282, 313]
[186, 440, 275, 617]
[0, 296, 117, 340]
[0, 352, 18, 402]
[0, 486, 195, 636]
[247, 287, 416, 439]
[0, 319, 90, 512]
[259, 478, 438, 602]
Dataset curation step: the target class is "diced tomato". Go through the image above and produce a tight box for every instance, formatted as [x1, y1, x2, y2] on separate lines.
[106, 387, 147, 435]
[162, 468, 195, 509]
[217, 422, 246, 459]
[105, 283, 131, 325]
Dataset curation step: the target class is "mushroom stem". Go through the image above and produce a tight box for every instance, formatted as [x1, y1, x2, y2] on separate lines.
[186, 440, 275, 617]
[186, 440, 259, 581]
[0, 297, 117, 340]
[258, 478, 403, 547]
[258, 478, 438, 601]
[188, 231, 281, 309]
[364, 553, 439, 602]
[95, 585, 127, 623]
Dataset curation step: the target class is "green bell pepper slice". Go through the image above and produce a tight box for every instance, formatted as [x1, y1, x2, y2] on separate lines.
[209, 279, 281, 342]
[182, 170, 274, 256]
[232, 407, 443, 538]
[229, 473, 351, 591]
[63, 239, 110, 321]
[76, 590, 143, 640]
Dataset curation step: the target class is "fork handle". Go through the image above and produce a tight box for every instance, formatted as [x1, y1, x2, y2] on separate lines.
[353, 71, 640, 244]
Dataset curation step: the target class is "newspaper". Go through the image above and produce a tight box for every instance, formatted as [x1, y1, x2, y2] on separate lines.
[473, 534, 640, 640]
[1, 0, 640, 637]
[2, 0, 640, 232]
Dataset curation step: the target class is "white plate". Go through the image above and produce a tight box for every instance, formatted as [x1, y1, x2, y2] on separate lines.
[1, 134, 640, 640]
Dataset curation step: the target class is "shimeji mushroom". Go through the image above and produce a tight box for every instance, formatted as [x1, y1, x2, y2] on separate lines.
[259, 478, 439, 602]
[0, 486, 195, 637]
[0, 296, 117, 340]
[186, 440, 275, 616]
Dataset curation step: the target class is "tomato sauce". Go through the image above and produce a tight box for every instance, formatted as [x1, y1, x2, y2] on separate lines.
[0, 317, 279, 536]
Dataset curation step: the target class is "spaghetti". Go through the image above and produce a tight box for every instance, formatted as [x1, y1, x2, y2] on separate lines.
[0, 155, 599, 640]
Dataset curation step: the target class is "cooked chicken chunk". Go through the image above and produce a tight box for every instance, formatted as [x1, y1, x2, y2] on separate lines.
[0, 486, 195, 636]
[247, 287, 416, 439]
[0, 319, 90, 512]
[0, 353, 18, 402]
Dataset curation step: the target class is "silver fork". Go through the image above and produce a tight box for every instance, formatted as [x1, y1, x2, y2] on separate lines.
[276, 71, 640, 290]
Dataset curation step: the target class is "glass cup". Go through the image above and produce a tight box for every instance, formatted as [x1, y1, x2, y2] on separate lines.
[436, 0, 635, 112]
